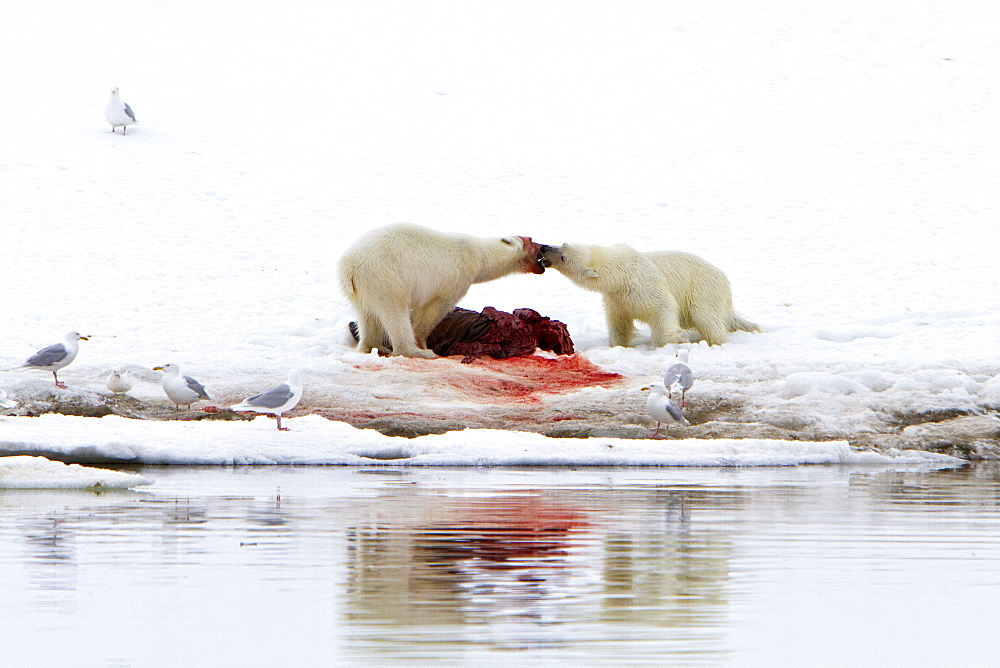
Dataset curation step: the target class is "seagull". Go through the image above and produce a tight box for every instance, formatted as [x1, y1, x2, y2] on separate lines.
[153, 363, 210, 411]
[105, 87, 136, 134]
[663, 348, 694, 406]
[0, 389, 17, 410]
[20, 331, 89, 388]
[106, 368, 132, 394]
[230, 370, 303, 431]
[641, 383, 689, 438]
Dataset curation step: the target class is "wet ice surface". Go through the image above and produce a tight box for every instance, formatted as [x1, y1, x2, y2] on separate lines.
[2, 465, 998, 665]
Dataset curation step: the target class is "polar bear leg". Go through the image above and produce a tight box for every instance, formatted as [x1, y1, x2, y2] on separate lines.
[649, 297, 688, 347]
[603, 298, 638, 347]
[382, 307, 437, 358]
[690, 307, 730, 346]
[355, 311, 391, 354]
[411, 293, 464, 350]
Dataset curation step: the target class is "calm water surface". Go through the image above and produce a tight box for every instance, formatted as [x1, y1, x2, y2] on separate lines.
[2, 464, 999, 666]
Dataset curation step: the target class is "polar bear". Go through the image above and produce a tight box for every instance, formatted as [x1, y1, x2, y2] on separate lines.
[539, 242, 758, 347]
[339, 223, 546, 358]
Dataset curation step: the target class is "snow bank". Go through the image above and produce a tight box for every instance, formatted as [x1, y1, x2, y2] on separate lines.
[1, 1, 997, 451]
[0, 415, 964, 468]
[0, 455, 152, 490]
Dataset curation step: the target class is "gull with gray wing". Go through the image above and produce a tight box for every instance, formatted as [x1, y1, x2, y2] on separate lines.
[153, 363, 210, 411]
[105, 87, 136, 134]
[641, 383, 689, 438]
[230, 370, 303, 431]
[20, 331, 89, 388]
[663, 348, 694, 406]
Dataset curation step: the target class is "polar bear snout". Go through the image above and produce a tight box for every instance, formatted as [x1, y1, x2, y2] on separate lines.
[537, 244, 554, 268]
[539, 244, 564, 267]
[519, 236, 548, 274]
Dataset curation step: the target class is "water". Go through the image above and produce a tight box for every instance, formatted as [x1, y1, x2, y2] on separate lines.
[2, 464, 999, 666]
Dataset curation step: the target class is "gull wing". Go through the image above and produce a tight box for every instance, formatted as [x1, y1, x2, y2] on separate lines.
[25, 343, 68, 367]
[183, 375, 211, 400]
[245, 383, 293, 410]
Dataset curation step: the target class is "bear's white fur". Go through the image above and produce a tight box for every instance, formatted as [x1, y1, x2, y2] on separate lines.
[339, 223, 544, 358]
[541, 242, 759, 347]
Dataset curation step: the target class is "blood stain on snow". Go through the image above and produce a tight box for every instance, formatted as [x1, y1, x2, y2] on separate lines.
[318, 354, 626, 431]
[396, 353, 624, 403]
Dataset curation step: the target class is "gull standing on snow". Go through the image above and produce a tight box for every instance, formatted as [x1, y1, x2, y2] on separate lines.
[230, 370, 303, 431]
[641, 383, 689, 438]
[153, 363, 210, 411]
[663, 348, 694, 406]
[105, 87, 136, 134]
[20, 331, 89, 388]
[106, 368, 132, 394]
[0, 389, 17, 410]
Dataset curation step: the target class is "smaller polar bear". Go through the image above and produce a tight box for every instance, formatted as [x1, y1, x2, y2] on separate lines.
[339, 223, 546, 358]
[540, 242, 758, 347]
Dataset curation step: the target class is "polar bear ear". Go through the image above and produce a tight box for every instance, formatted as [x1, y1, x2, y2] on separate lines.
[584, 268, 600, 279]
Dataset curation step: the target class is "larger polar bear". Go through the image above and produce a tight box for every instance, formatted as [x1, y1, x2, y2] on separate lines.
[540, 242, 758, 347]
[339, 223, 546, 358]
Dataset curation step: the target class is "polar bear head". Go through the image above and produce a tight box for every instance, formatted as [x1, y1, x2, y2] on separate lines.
[508, 235, 548, 275]
[539, 243, 605, 282]
[465, 234, 548, 284]
[539, 242, 643, 293]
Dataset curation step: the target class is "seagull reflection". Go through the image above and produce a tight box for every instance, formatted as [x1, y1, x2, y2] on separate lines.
[24, 516, 77, 594]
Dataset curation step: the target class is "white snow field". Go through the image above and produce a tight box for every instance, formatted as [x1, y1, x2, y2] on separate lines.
[1, 1, 998, 464]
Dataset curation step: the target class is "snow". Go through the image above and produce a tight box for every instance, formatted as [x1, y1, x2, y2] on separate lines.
[1, 1, 998, 466]
[0, 455, 151, 489]
[0, 414, 963, 467]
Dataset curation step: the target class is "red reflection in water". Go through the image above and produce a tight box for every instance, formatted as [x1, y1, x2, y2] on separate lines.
[416, 496, 591, 567]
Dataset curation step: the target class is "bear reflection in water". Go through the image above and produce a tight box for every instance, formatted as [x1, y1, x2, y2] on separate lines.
[343, 490, 730, 629]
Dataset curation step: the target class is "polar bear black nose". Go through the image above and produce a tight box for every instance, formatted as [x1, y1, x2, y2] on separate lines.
[537, 246, 555, 267]
[539, 245, 561, 266]
[539, 245, 558, 256]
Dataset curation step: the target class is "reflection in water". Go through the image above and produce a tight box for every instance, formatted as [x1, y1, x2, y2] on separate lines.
[1, 465, 999, 665]
[23, 515, 78, 609]
[26, 516, 74, 566]
[346, 495, 595, 626]
[343, 487, 733, 659]
[600, 490, 728, 628]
